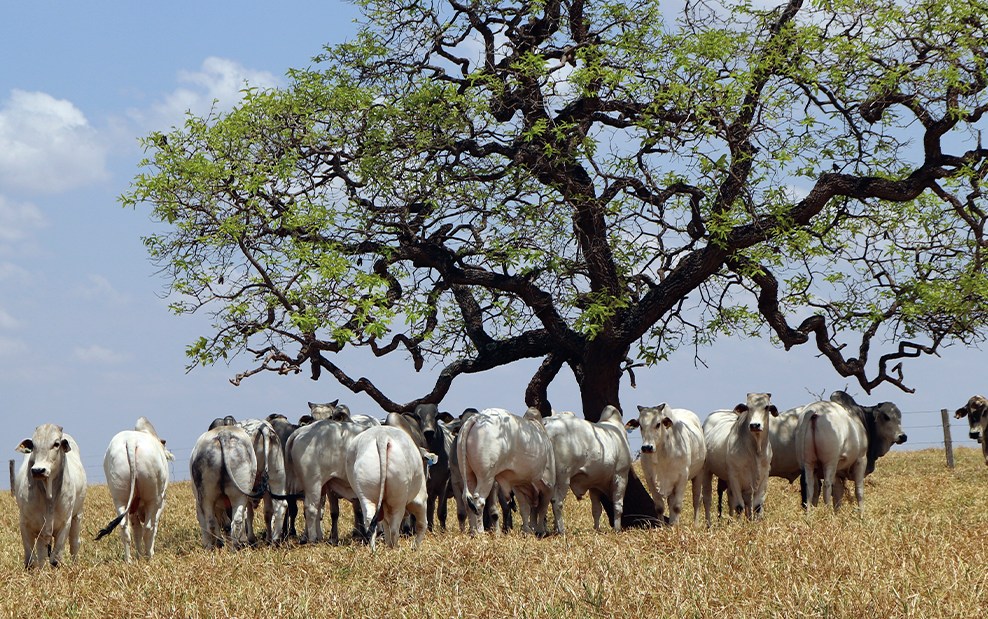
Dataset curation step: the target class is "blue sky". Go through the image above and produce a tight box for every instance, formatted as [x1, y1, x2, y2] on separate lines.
[1, 1, 982, 487]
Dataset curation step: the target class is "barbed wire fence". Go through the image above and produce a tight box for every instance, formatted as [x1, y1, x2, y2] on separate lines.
[6, 409, 979, 493]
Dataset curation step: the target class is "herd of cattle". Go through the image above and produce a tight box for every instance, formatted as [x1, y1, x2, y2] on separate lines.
[12, 392, 988, 568]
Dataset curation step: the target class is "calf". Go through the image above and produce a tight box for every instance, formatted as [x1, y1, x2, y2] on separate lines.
[237, 418, 289, 544]
[346, 426, 431, 550]
[189, 425, 257, 549]
[457, 407, 555, 535]
[285, 418, 365, 544]
[96, 417, 174, 561]
[626, 403, 705, 526]
[797, 391, 907, 511]
[545, 406, 631, 533]
[955, 395, 988, 466]
[701, 393, 779, 525]
[14, 424, 87, 568]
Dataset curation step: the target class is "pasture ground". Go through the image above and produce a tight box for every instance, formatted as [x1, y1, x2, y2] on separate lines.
[1, 448, 986, 618]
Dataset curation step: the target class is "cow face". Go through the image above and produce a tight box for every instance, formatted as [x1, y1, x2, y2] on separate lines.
[17, 424, 70, 499]
[631, 404, 673, 454]
[868, 402, 908, 451]
[955, 395, 988, 442]
[307, 400, 340, 421]
[735, 393, 777, 434]
[408, 403, 441, 442]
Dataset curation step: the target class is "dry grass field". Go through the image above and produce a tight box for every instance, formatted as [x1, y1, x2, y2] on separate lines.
[1, 448, 986, 618]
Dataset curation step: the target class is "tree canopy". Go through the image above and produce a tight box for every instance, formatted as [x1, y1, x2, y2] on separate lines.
[123, 0, 988, 418]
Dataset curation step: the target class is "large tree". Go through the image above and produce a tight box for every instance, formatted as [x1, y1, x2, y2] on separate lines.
[125, 0, 988, 523]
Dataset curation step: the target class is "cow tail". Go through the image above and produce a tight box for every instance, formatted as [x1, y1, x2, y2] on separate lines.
[369, 436, 390, 530]
[221, 434, 261, 499]
[96, 441, 139, 541]
[810, 413, 820, 471]
[458, 416, 481, 515]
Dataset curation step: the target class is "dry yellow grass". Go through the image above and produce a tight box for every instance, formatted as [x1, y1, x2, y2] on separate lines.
[1, 448, 986, 618]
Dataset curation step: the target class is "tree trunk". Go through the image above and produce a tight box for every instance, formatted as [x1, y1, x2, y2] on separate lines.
[576, 349, 659, 528]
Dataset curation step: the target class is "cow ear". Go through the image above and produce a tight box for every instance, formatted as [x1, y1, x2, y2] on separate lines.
[60, 439, 71, 452]
[625, 419, 640, 430]
[955, 407, 968, 419]
[657, 403, 668, 412]
[768, 405, 779, 417]
[637, 405, 646, 413]
[661, 417, 673, 428]
[733, 404, 748, 414]
[438, 412, 454, 423]
[16, 439, 33, 454]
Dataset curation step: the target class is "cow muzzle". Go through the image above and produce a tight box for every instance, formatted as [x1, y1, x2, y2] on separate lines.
[895, 433, 907, 445]
[30, 467, 49, 480]
[641, 444, 655, 454]
[749, 423, 762, 433]
[970, 431, 982, 442]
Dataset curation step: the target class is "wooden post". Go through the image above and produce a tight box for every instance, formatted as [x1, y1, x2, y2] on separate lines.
[941, 409, 955, 469]
[8, 460, 14, 495]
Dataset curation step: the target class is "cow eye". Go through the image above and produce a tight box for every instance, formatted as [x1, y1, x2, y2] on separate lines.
[52, 442, 60, 449]
[881, 413, 890, 422]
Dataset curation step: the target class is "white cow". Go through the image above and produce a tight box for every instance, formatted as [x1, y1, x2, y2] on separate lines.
[954, 395, 988, 466]
[701, 393, 779, 525]
[14, 424, 87, 568]
[236, 418, 288, 544]
[96, 417, 173, 561]
[626, 403, 705, 526]
[285, 418, 366, 544]
[189, 425, 257, 549]
[345, 426, 431, 550]
[796, 391, 907, 511]
[448, 408, 512, 533]
[544, 406, 631, 533]
[457, 407, 555, 535]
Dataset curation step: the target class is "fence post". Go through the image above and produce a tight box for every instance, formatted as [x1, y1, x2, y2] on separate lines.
[8, 459, 14, 495]
[941, 409, 955, 469]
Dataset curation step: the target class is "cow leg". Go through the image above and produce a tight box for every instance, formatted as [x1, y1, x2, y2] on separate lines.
[820, 464, 837, 512]
[21, 524, 41, 569]
[691, 476, 703, 525]
[437, 482, 450, 531]
[701, 472, 713, 527]
[302, 484, 323, 544]
[589, 489, 604, 532]
[851, 462, 866, 513]
[727, 475, 745, 519]
[802, 466, 818, 510]
[465, 478, 495, 535]
[551, 478, 568, 534]
[328, 493, 341, 545]
[229, 497, 250, 549]
[194, 496, 213, 548]
[668, 478, 687, 527]
[121, 513, 136, 562]
[408, 499, 428, 549]
[49, 520, 71, 567]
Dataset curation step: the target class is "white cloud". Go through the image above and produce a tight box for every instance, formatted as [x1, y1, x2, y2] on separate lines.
[0, 90, 109, 193]
[129, 57, 281, 133]
[0, 195, 46, 244]
[0, 306, 17, 329]
[74, 344, 128, 364]
[73, 274, 130, 305]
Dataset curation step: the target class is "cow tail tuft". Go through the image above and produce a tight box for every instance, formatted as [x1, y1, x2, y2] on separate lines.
[95, 513, 126, 541]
